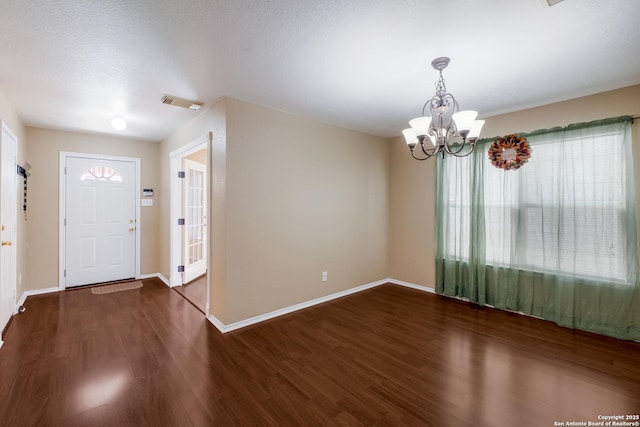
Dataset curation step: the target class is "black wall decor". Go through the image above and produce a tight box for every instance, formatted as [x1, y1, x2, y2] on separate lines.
[17, 164, 29, 218]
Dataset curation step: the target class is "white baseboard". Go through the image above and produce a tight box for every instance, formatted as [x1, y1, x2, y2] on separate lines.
[387, 278, 436, 294]
[17, 287, 60, 311]
[17, 292, 28, 309]
[206, 278, 437, 334]
[208, 279, 389, 333]
[139, 273, 171, 287]
[16, 287, 60, 317]
[207, 314, 227, 332]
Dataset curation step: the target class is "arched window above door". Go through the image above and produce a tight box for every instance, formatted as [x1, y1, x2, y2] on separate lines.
[80, 166, 123, 182]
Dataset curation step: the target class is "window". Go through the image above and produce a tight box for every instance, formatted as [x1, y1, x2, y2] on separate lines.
[436, 117, 640, 340]
[486, 129, 628, 282]
[80, 166, 123, 182]
[439, 118, 636, 285]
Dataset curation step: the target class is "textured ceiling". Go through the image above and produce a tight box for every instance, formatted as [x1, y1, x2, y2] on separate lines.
[0, 0, 639, 141]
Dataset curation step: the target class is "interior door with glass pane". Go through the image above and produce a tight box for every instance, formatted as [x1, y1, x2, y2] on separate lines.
[65, 156, 136, 287]
[183, 159, 207, 283]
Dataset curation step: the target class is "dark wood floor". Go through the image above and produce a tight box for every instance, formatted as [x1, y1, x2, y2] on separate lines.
[173, 275, 206, 314]
[1, 278, 639, 426]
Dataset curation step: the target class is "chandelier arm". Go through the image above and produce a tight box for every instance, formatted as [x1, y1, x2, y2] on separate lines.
[419, 140, 438, 157]
[444, 140, 475, 157]
[410, 151, 434, 161]
[421, 99, 432, 117]
[410, 146, 438, 161]
[443, 139, 467, 155]
[455, 146, 475, 157]
[451, 96, 460, 116]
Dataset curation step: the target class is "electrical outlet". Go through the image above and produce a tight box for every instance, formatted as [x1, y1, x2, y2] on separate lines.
[321, 271, 327, 282]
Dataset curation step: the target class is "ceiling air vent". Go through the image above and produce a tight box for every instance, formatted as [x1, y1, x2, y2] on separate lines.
[161, 95, 204, 111]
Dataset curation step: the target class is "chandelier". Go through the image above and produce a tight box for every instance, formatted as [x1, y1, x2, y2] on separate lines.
[402, 57, 484, 160]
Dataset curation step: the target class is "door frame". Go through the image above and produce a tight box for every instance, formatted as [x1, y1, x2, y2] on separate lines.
[0, 121, 18, 341]
[58, 152, 141, 290]
[169, 133, 211, 315]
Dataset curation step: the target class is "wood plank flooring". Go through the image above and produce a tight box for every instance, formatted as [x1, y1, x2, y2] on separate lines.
[173, 275, 207, 314]
[0, 278, 639, 426]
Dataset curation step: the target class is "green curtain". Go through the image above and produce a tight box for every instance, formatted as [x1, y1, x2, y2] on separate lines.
[435, 116, 640, 340]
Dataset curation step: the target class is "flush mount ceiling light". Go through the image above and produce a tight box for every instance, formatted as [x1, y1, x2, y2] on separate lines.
[161, 94, 204, 111]
[111, 117, 127, 131]
[402, 57, 485, 160]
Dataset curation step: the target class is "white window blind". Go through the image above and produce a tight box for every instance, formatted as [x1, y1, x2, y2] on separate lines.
[443, 124, 633, 284]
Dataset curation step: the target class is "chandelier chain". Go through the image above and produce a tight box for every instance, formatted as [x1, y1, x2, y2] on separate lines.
[435, 71, 447, 98]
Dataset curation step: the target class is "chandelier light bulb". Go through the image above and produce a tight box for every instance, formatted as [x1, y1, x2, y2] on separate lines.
[402, 128, 418, 147]
[468, 120, 485, 139]
[408, 117, 432, 138]
[452, 111, 478, 133]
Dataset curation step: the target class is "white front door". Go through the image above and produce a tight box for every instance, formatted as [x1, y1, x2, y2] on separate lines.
[0, 122, 17, 334]
[64, 156, 137, 287]
[183, 158, 207, 283]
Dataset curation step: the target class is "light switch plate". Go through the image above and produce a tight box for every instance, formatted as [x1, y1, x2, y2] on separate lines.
[142, 199, 153, 207]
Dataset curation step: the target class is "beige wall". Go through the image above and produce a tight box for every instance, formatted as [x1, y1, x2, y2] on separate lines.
[388, 84, 640, 288]
[159, 99, 228, 320]
[24, 128, 161, 290]
[388, 136, 436, 286]
[0, 86, 25, 143]
[159, 97, 389, 325]
[223, 98, 389, 323]
[0, 85, 27, 298]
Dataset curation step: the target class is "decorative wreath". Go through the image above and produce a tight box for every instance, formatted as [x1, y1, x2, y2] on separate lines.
[488, 134, 532, 170]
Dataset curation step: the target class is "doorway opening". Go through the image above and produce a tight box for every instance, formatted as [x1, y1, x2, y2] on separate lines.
[169, 133, 211, 315]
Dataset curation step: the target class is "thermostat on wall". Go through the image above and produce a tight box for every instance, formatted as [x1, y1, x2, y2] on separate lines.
[142, 189, 154, 196]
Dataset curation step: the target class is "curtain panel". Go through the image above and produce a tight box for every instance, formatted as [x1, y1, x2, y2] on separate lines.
[435, 116, 640, 340]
